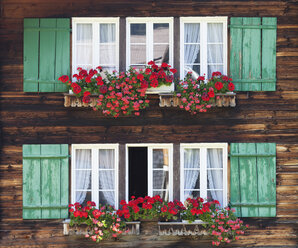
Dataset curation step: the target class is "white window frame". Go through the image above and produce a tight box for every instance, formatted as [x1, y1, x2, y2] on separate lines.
[125, 143, 173, 202]
[180, 17, 228, 79]
[180, 143, 228, 207]
[72, 17, 120, 77]
[71, 144, 119, 209]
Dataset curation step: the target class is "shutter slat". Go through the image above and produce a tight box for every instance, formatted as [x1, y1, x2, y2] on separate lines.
[55, 19, 70, 92]
[229, 17, 277, 91]
[242, 18, 261, 91]
[39, 19, 56, 92]
[262, 18, 277, 91]
[23, 144, 69, 219]
[230, 143, 276, 217]
[23, 19, 39, 92]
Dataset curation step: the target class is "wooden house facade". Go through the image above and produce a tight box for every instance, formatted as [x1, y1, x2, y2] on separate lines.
[0, 0, 297, 247]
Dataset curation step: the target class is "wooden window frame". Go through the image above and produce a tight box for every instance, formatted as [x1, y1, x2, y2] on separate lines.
[125, 143, 174, 202]
[71, 144, 119, 209]
[72, 17, 120, 77]
[180, 17, 228, 79]
[180, 143, 228, 207]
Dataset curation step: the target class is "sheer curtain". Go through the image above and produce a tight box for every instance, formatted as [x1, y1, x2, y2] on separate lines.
[207, 23, 223, 77]
[184, 149, 200, 199]
[98, 149, 115, 206]
[76, 24, 93, 71]
[184, 23, 200, 78]
[207, 148, 223, 206]
[99, 24, 116, 72]
[75, 149, 91, 204]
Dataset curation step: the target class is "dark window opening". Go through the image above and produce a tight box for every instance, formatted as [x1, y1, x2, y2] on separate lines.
[128, 147, 147, 199]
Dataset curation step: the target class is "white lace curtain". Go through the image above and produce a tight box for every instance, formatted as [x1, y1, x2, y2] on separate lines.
[184, 149, 200, 199]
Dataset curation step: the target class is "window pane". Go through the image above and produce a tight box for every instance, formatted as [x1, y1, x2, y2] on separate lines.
[99, 149, 115, 169]
[76, 45, 92, 66]
[153, 190, 169, 201]
[130, 24, 146, 43]
[207, 170, 223, 189]
[207, 23, 223, 43]
[208, 65, 223, 78]
[99, 44, 116, 65]
[207, 190, 223, 207]
[154, 45, 169, 64]
[131, 45, 146, 64]
[153, 170, 169, 189]
[184, 23, 200, 43]
[100, 24, 115, 43]
[207, 44, 223, 63]
[207, 148, 223, 168]
[99, 171, 115, 189]
[184, 170, 200, 189]
[154, 23, 169, 43]
[153, 149, 169, 169]
[99, 191, 115, 207]
[184, 65, 200, 79]
[75, 191, 91, 205]
[130, 65, 146, 70]
[77, 24, 92, 42]
[184, 149, 200, 168]
[76, 170, 92, 190]
[183, 190, 200, 201]
[76, 149, 91, 169]
[184, 44, 200, 64]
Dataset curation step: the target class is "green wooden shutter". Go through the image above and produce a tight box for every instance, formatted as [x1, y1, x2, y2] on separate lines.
[230, 17, 277, 91]
[230, 143, 276, 217]
[23, 18, 70, 92]
[23, 144, 69, 219]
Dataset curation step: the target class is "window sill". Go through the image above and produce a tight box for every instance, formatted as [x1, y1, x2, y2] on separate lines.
[63, 219, 209, 236]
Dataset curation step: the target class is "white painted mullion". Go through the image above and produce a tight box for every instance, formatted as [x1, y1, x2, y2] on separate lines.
[223, 144, 228, 207]
[201, 21, 208, 77]
[200, 148, 207, 200]
[147, 22, 153, 63]
[126, 21, 131, 70]
[114, 145, 119, 209]
[169, 19, 174, 67]
[180, 21, 184, 79]
[92, 148, 99, 207]
[223, 18, 228, 75]
[115, 20, 120, 71]
[93, 23, 99, 69]
[148, 147, 153, 197]
[72, 20, 77, 80]
[71, 146, 76, 204]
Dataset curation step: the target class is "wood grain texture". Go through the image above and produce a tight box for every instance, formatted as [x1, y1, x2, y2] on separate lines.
[0, 0, 298, 247]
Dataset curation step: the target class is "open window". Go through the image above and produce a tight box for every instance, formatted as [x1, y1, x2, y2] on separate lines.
[180, 143, 228, 207]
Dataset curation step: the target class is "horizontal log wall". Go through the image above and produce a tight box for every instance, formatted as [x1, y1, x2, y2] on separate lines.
[0, 0, 297, 247]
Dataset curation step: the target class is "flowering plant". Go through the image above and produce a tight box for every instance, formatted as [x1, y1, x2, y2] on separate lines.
[182, 197, 219, 223]
[68, 201, 126, 243]
[175, 71, 235, 114]
[209, 207, 248, 246]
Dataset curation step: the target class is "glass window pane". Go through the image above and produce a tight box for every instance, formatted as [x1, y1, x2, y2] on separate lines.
[184, 170, 200, 189]
[154, 23, 169, 43]
[130, 65, 146, 70]
[207, 190, 223, 207]
[76, 149, 91, 169]
[99, 44, 116, 65]
[207, 23, 223, 43]
[100, 24, 115, 43]
[99, 149, 115, 169]
[99, 171, 115, 189]
[207, 148, 223, 168]
[153, 190, 169, 201]
[154, 45, 169, 64]
[184, 23, 200, 43]
[183, 190, 200, 202]
[131, 45, 146, 64]
[101, 66, 116, 73]
[184, 149, 200, 168]
[76, 170, 92, 190]
[184, 44, 200, 64]
[76, 45, 92, 65]
[75, 191, 91, 205]
[208, 65, 223, 78]
[207, 170, 223, 189]
[153, 170, 169, 189]
[207, 44, 223, 63]
[130, 24, 146, 43]
[99, 191, 115, 207]
[184, 65, 200, 79]
[77, 24, 92, 42]
[153, 149, 169, 169]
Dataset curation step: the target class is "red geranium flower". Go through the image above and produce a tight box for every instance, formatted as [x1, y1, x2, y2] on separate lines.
[58, 75, 69, 83]
[215, 81, 223, 90]
[228, 82, 235, 91]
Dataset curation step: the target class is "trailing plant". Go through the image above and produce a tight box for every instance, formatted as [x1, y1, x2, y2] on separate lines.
[175, 71, 235, 114]
[68, 201, 126, 243]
